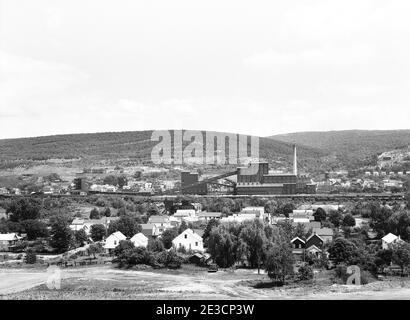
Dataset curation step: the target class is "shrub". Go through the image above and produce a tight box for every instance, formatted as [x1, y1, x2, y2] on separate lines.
[25, 249, 37, 264]
[147, 239, 165, 252]
[157, 250, 183, 269]
[298, 265, 314, 281]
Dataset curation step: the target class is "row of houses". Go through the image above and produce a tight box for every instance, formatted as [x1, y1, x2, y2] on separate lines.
[104, 228, 204, 253]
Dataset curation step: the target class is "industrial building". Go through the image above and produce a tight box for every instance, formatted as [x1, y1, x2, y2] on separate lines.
[236, 145, 316, 195]
[180, 171, 208, 195]
[180, 145, 317, 195]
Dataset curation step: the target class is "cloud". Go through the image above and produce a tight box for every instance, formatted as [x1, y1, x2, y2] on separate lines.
[0, 50, 90, 117]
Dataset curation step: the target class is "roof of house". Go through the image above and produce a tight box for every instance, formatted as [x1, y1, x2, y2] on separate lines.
[291, 221, 321, 229]
[107, 231, 126, 241]
[312, 227, 334, 237]
[84, 217, 119, 225]
[197, 212, 222, 218]
[306, 233, 324, 243]
[306, 244, 322, 252]
[174, 209, 195, 217]
[71, 218, 85, 225]
[130, 232, 148, 242]
[382, 233, 398, 243]
[0, 233, 20, 241]
[290, 236, 305, 243]
[148, 215, 170, 223]
[193, 229, 204, 237]
[140, 224, 155, 237]
[173, 229, 203, 243]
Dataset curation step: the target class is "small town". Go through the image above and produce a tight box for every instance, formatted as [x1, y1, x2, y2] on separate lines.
[1, 0, 410, 311]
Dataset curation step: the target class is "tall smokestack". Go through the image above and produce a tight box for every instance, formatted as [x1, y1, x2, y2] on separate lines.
[293, 144, 297, 176]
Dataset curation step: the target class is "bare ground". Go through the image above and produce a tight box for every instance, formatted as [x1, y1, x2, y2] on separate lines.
[1, 266, 409, 300]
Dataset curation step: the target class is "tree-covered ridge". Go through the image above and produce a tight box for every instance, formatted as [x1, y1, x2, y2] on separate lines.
[270, 129, 410, 167]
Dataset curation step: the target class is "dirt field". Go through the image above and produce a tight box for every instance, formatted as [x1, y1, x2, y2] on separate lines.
[1, 265, 410, 300]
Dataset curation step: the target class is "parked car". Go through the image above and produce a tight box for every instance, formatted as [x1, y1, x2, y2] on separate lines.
[208, 263, 218, 273]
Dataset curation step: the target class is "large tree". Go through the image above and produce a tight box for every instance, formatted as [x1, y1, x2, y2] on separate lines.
[313, 207, 327, 222]
[7, 198, 41, 222]
[202, 219, 220, 247]
[50, 216, 73, 253]
[208, 225, 242, 268]
[391, 242, 410, 276]
[74, 229, 88, 247]
[160, 228, 178, 249]
[90, 224, 106, 241]
[342, 214, 356, 228]
[239, 219, 269, 273]
[328, 210, 343, 228]
[328, 238, 362, 265]
[265, 239, 295, 284]
[107, 215, 141, 237]
[21, 219, 49, 240]
[89, 208, 100, 219]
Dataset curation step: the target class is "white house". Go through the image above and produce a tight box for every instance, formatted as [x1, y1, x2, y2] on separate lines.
[174, 209, 196, 220]
[382, 233, 403, 249]
[197, 212, 223, 222]
[104, 231, 126, 252]
[0, 233, 21, 251]
[69, 218, 85, 232]
[148, 215, 171, 235]
[172, 229, 204, 252]
[130, 233, 148, 248]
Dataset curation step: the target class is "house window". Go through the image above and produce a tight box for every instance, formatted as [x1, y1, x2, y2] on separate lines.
[195, 242, 198, 246]
[114, 240, 117, 245]
[184, 234, 187, 239]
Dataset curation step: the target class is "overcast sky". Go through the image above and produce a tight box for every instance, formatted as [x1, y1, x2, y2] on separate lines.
[1, 0, 409, 139]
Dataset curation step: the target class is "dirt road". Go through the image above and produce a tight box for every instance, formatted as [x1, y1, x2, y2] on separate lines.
[0, 270, 50, 295]
[1, 266, 409, 299]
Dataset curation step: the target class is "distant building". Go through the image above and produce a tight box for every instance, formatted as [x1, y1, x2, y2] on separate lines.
[382, 233, 403, 250]
[0, 233, 22, 251]
[147, 215, 171, 235]
[197, 212, 223, 222]
[312, 228, 334, 243]
[140, 223, 159, 238]
[174, 209, 196, 219]
[181, 172, 207, 195]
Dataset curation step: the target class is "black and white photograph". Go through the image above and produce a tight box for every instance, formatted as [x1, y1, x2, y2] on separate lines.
[0, 0, 410, 307]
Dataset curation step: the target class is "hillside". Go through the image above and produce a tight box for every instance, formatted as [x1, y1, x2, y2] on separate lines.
[270, 130, 410, 167]
[0, 130, 329, 172]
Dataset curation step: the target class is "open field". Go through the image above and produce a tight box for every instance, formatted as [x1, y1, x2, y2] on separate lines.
[1, 265, 409, 300]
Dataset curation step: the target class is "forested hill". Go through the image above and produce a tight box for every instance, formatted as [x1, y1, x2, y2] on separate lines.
[270, 130, 410, 166]
[0, 130, 327, 170]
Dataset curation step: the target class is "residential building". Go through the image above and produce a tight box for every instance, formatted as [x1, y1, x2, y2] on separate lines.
[312, 228, 334, 243]
[69, 218, 86, 232]
[0, 233, 21, 251]
[305, 233, 324, 249]
[147, 215, 171, 235]
[197, 212, 223, 222]
[104, 231, 126, 252]
[130, 233, 148, 248]
[141, 223, 158, 238]
[291, 237, 305, 261]
[172, 229, 204, 252]
[382, 233, 403, 249]
[174, 209, 196, 219]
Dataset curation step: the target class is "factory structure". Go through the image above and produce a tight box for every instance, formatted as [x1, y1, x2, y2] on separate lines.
[180, 145, 317, 195]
